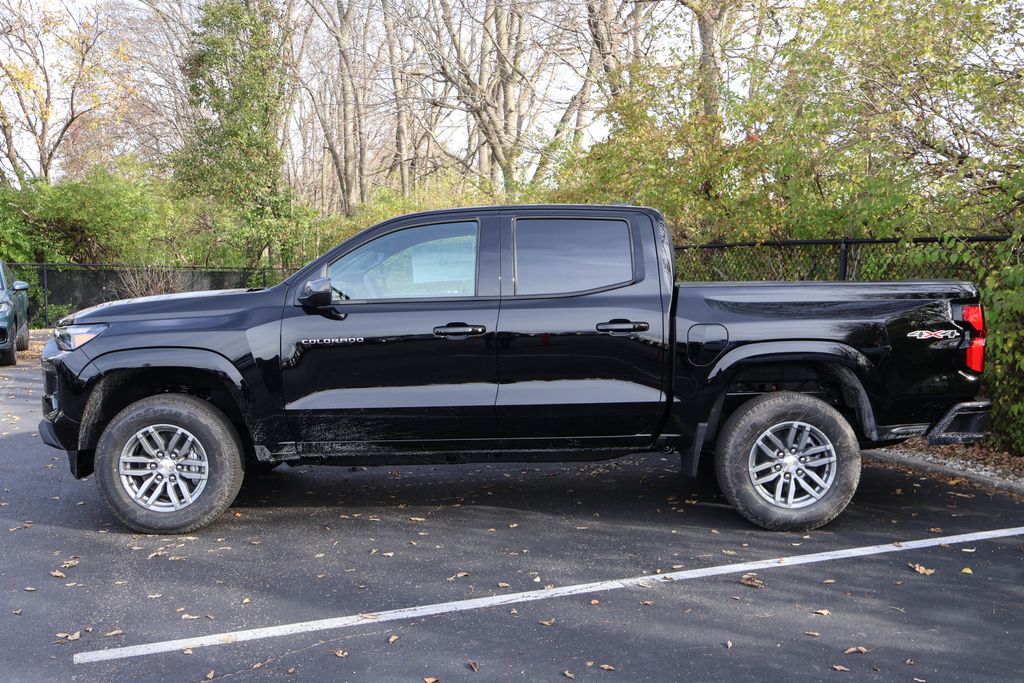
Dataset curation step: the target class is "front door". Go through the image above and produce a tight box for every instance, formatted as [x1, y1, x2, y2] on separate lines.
[281, 214, 501, 449]
[495, 210, 667, 447]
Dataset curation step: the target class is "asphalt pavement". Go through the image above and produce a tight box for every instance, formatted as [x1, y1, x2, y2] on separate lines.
[1, 361, 1022, 682]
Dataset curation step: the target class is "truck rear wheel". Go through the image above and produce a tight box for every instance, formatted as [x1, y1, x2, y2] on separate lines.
[715, 391, 861, 531]
[94, 393, 244, 534]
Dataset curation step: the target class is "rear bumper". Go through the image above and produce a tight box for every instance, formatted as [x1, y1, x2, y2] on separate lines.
[927, 400, 991, 445]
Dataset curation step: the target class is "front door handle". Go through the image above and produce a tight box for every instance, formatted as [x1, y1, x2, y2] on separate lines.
[596, 319, 649, 333]
[433, 323, 487, 339]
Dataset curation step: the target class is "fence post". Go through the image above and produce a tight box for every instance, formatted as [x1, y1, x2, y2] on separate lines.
[41, 262, 50, 326]
[838, 237, 849, 281]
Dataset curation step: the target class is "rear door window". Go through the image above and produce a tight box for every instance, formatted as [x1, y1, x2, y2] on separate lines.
[513, 218, 633, 296]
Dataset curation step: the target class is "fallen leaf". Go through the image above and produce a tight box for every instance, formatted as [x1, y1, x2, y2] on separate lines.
[740, 573, 764, 589]
[104, 629, 124, 637]
[812, 609, 831, 616]
[388, 635, 399, 644]
[334, 650, 348, 658]
[251, 662, 262, 669]
[590, 599, 601, 605]
[564, 672, 576, 680]
[67, 631, 80, 641]
[423, 678, 439, 683]
[407, 517, 427, 522]
[805, 631, 821, 637]
[498, 582, 511, 588]
[599, 664, 616, 671]
[725, 640, 733, 649]
[927, 527, 943, 534]
[908, 563, 935, 576]
[468, 660, 479, 672]
[640, 600, 654, 606]
[206, 671, 214, 680]
[241, 597, 251, 605]
[822, 579, 836, 585]
[961, 567, 973, 574]
[539, 618, 555, 626]
[832, 664, 850, 672]
[382, 552, 394, 558]
[182, 648, 193, 655]
[50, 570, 65, 579]
[447, 571, 470, 581]
[147, 594, 162, 599]
[12, 609, 22, 615]
[23, 587, 36, 592]
[844, 646, 869, 655]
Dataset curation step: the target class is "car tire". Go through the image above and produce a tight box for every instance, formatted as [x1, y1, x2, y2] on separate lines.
[715, 391, 861, 531]
[94, 393, 244, 534]
[16, 319, 28, 351]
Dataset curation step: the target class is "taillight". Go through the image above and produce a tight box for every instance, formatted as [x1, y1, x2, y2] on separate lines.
[962, 304, 985, 373]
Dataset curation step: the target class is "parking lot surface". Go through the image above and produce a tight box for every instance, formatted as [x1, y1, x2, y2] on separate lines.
[2, 362, 1023, 682]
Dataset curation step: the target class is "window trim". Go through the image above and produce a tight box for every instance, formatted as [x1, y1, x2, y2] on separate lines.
[323, 219, 483, 305]
[511, 216, 638, 299]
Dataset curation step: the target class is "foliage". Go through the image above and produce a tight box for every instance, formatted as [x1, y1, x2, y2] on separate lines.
[173, 0, 292, 267]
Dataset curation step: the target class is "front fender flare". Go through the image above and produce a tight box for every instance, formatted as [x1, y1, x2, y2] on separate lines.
[77, 347, 253, 451]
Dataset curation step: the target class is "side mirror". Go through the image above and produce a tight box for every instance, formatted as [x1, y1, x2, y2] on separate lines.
[298, 276, 332, 308]
[12, 281, 28, 292]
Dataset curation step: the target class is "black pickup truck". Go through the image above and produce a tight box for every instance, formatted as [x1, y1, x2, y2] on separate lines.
[38, 205, 990, 533]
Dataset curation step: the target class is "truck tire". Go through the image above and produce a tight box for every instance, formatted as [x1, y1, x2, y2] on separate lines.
[715, 391, 861, 531]
[16, 319, 28, 351]
[94, 393, 244, 534]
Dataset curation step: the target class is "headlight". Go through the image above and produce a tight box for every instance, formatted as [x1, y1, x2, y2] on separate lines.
[54, 324, 108, 351]
[0, 302, 10, 315]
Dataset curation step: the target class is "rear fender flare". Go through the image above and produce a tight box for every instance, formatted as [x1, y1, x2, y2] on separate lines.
[706, 341, 879, 441]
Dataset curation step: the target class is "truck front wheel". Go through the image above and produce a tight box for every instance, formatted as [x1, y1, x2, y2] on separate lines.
[94, 394, 244, 534]
[715, 391, 861, 531]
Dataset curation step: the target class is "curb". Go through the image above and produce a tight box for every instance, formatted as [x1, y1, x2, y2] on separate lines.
[863, 449, 1024, 498]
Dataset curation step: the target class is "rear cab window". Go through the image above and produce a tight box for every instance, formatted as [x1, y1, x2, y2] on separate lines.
[513, 218, 634, 296]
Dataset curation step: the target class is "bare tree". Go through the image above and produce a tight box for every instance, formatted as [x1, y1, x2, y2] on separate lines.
[0, 0, 114, 184]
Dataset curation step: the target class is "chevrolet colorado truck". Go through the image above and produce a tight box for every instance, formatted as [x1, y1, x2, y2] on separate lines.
[37, 205, 991, 533]
[0, 260, 30, 366]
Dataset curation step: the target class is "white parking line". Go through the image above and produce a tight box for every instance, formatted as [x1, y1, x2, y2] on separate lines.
[74, 525, 1024, 665]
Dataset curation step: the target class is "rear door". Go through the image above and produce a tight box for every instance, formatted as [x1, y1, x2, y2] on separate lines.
[495, 209, 667, 447]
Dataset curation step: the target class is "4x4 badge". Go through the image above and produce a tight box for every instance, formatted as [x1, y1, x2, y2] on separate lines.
[907, 329, 959, 340]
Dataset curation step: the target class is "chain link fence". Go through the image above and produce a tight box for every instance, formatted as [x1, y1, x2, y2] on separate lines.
[674, 235, 1008, 282]
[8, 235, 1009, 327]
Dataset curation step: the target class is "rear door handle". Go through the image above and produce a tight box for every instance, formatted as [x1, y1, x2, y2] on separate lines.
[596, 319, 649, 333]
[433, 323, 487, 339]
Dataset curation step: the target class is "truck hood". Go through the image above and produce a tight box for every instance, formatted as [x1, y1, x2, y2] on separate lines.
[62, 288, 258, 324]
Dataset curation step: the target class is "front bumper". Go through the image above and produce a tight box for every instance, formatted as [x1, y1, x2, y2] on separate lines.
[927, 400, 991, 445]
[39, 347, 95, 478]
